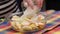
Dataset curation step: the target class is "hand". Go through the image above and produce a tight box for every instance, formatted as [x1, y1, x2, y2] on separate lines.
[23, 0, 43, 9]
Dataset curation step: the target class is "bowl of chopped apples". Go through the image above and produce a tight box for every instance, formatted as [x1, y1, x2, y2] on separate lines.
[8, 12, 46, 32]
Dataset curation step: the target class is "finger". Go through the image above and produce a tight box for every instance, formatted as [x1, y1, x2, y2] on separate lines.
[23, 0, 34, 9]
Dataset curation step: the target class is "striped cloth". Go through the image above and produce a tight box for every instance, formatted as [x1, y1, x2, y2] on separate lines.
[0, 0, 20, 17]
[0, 10, 60, 34]
[34, 10, 60, 34]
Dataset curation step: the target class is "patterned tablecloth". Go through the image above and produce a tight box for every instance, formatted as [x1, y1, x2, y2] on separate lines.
[0, 10, 60, 34]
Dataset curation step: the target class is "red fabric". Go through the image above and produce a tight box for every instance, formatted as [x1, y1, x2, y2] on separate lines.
[0, 22, 11, 28]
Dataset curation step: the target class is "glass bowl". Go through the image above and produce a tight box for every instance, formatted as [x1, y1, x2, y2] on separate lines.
[8, 12, 46, 33]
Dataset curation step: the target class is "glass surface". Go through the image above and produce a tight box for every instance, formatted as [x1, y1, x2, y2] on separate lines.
[8, 12, 46, 33]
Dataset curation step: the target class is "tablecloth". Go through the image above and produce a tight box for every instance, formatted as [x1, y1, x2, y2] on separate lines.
[0, 10, 60, 34]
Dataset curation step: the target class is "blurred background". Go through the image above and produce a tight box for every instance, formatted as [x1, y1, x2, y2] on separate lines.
[46, 0, 60, 10]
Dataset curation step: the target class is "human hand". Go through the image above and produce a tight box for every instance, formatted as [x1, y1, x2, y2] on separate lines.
[23, 0, 43, 9]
